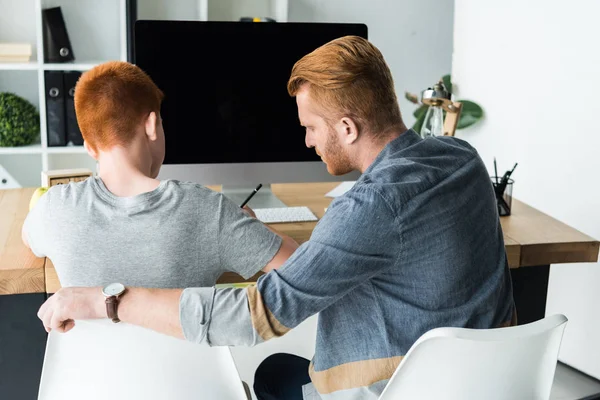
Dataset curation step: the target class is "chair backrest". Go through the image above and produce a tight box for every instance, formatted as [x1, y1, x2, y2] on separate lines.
[378, 314, 568, 400]
[38, 319, 249, 400]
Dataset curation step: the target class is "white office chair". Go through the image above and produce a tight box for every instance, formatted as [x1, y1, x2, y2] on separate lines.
[378, 314, 568, 400]
[38, 319, 250, 400]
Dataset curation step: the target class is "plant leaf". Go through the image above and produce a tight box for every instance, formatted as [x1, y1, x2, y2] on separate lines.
[442, 74, 452, 94]
[457, 100, 483, 129]
[412, 104, 428, 119]
[405, 91, 419, 104]
[412, 106, 428, 133]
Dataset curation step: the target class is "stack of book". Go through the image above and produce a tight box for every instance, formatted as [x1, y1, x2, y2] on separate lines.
[0, 43, 33, 63]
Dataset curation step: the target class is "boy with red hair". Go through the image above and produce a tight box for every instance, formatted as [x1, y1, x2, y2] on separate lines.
[23, 61, 297, 290]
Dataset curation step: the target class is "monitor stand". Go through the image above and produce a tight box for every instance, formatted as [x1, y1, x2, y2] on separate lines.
[221, 184, 287, 209]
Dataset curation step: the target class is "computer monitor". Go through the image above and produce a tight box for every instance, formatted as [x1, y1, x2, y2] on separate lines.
[134, 21, 366, 207]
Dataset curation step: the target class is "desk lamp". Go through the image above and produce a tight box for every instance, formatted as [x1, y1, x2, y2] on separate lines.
[420, 80, 463, 138]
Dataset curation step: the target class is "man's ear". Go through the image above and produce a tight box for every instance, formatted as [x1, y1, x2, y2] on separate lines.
[337, 117, 360, 145]
[84, 140, 97, 160]
[145, 111, 158, 141]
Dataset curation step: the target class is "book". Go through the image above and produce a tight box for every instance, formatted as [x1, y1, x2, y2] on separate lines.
[0, 43, 32, 57]
[215, 282, 256, 289]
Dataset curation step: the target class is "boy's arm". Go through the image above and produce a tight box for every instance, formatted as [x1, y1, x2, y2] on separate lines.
[218, 196, 296, 279]
[261, 226, 298, 273]
[242, 205, 299, 272]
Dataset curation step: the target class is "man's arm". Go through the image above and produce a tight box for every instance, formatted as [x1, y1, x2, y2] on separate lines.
[37, 286, 184, 338]
[40, 188, 396, 347]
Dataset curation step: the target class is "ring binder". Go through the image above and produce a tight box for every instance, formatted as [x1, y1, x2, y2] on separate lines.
[45, 71, 67, 146]
[64, 71, 83, 145]
[42, 7, 75, 63]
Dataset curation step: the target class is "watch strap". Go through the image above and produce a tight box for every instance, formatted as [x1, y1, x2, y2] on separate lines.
[105, 295, 120, 323]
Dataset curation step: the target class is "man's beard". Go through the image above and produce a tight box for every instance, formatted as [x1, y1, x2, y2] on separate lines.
[321, 129, 354, 176]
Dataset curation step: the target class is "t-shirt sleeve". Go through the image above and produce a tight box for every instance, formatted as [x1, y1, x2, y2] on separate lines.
[22, 189, 53, 258]
[216, 193, 282, 279]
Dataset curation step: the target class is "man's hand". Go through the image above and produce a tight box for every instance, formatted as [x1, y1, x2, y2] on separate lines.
[38, 287, 105, 333]
[242, 205, 257, 219]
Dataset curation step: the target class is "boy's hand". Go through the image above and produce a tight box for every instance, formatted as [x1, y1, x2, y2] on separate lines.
[242, 205, 257, 219]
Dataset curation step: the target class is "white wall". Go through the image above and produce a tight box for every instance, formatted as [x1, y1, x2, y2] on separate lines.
[289, 0, 455, 127]
[137, 0, 202, 20]
[452, 0, 600, 379]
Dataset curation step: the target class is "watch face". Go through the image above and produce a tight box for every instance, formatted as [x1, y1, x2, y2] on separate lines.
[103, 283, 125, 297]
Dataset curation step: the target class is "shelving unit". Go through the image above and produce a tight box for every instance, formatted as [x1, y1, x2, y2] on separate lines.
[1, 0, 289, 187]
[0, 0, 127, 186]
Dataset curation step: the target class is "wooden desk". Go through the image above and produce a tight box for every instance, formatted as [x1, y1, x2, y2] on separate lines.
[1, 183, 598, 294]
[0, 188, 46, 295]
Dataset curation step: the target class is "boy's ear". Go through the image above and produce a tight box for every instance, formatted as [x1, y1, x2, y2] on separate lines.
[145, 112, 158, 141]
[84, 140, 97, 160]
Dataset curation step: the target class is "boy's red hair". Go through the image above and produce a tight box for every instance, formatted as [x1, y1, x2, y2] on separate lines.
[74, 61, 164, 151]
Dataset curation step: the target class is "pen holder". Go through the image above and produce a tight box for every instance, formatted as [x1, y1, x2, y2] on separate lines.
[491, 177, 514, 216]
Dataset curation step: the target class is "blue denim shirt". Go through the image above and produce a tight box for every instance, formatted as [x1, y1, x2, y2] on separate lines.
[180, 130, 515, 399]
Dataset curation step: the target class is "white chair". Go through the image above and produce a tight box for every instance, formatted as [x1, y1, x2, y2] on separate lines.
[38, 319, 250, 400]
[378, 314, 568, 400]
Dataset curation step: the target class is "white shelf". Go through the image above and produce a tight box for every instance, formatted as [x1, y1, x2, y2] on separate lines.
[0, 144, 43, 155]
[46, 146, 87, 154]
[0, 62, 39, 71]
[0, 62, 109, 71]
[42, 62, 104, 71]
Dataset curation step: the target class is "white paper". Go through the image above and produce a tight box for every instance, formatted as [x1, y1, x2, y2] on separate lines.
[325, 181, 356, 198]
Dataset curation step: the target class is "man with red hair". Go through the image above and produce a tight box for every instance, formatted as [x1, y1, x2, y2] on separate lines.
[36, 38, 514, 400]
[23, 61, 297, 294]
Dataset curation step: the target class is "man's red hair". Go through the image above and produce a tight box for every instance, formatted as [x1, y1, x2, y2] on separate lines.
[287, 35, 403, 136]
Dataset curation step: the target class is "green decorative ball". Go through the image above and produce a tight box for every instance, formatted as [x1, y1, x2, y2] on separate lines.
[0, 92, 40, 147]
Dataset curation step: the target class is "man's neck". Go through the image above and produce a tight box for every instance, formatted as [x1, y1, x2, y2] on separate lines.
[355, 126, 408, 173]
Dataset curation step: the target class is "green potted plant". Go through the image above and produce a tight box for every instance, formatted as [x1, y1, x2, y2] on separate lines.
[405, 74, 484, 134]
[0, 92, 40, 147]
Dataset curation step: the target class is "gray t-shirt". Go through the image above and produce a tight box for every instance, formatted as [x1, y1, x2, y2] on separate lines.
[23, 177, 282, 288]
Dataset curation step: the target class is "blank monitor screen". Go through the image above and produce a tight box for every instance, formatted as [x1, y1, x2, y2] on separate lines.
[134, 21, 368, 166]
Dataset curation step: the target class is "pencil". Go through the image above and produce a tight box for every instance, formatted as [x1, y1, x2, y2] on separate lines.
[240, 184, 263, 208]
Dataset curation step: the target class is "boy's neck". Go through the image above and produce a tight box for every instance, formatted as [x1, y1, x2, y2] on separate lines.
[96, 149, 160, 198]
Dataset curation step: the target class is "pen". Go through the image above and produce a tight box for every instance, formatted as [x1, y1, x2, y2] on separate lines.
[494, 157, 499, 184]
[500, 163, 518, 186]
[240, 184, 263, 208]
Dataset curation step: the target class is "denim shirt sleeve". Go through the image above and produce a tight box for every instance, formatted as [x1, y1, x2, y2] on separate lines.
[179, 185, 402, 345]
[257, 185, 401, 330]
